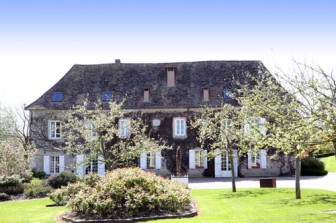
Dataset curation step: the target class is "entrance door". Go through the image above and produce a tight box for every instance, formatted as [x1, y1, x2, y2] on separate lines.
[215, 150, 238, 177]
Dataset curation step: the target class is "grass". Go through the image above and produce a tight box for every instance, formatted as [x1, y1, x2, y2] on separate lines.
[320, 155, 336, 172]
[0, 198, 66, 223]
[0, 189, 335, 223]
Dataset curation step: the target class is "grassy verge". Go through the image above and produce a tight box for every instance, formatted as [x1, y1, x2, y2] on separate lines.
[0, 189, 335, 223]
[320, 156, 336, 172]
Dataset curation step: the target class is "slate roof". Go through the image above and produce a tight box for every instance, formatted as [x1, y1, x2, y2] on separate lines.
[26, 60, 267, 110]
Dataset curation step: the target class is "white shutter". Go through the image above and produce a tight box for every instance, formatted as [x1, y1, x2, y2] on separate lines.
[140, 152, 147, 169]
[203, 150, 208, 169]
[260, 149, 267, 169]
[155, 151, 162, 170]
[233, 150, 238, 176]
[214, 151, 221, 178]
[76, 154, 85, 177]
[247, 150, 252, 169]
[189, 149, 196, 169]
[98, 155, 105, 176]
[59, 155, 65, 172]
[43, 155, 50, 175]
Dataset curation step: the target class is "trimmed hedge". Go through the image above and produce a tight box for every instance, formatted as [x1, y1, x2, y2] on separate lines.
[0, 175, 24, 195]
[24, 178, 53, 198]
[48, 172, 78, 189]
[301, 157, 328, 176]
[51, 168, 191, 218]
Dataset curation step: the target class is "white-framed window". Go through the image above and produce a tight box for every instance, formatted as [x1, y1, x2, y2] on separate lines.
[48, 120, 61, 139]
[189, 149, 207, 169]
[244, 117, 266, 136]
[119, 119, 131, 138]
[248, 149, 267, 169]
[195, 149, 205, 168]
[173, 117, 187, 138]
[84, 122, 98, 139]
[146, 152, 156, 169]
[50, 156, 60, 174]
[251, 152, 260, 168]
[85, 158, 98, 174]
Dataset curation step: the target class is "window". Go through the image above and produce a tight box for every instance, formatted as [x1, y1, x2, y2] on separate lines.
[223, 89, 232, 99]
[53, 92, 63, 102]
[244, 117, 267, 136]
[166, 67, 175, 87]
[248, 149, 267, 169]
[84, 122, 98, 139]
[49, 120, 61, 139]
[86, 158, 98, 174]
[173, 117, 187, 138]
[203, 88, 209, 101]
[146, 152, 156, 169]
[189, 149, 207, 169]
[195, 150, 205, 168]
[144, 89, 150, 102]
[50, 156, 60, 174]
[102, 91, 112, 101]
[251, 152, 260, 168]
[119, 119, 131, 137]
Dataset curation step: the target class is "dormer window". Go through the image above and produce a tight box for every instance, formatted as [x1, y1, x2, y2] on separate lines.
[102, 91, 112, 102]
[223, 89, 232, 99]
[143, 89, 149, 102]
[53, 92, 62, 102]
[166, 67, 176, 87]
[203, 88, 209, 101]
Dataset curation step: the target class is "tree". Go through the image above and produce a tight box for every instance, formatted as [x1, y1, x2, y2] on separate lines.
[192, 103, 264, 192]
[63, 99, 169, 170]
[238, 73, 324, 199]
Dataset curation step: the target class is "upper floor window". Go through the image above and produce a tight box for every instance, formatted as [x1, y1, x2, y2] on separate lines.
[244, 117, 267, 136]
[53, 92, 62, 102]
[119, 119, 131, 138]
[102, 91, 112, 102]
[166, 67, 176, 87]
[49, 120, 61, 139]
[203, 88, 209, 101]
[173, 117, 187, 138]
[143, 89, 150, 102]
[223, 89, 232, 99]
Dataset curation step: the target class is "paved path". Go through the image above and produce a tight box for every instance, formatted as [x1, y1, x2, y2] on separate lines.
[189, 173, 336, 191]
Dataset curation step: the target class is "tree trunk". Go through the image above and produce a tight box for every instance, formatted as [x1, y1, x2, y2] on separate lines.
[295, 155, 301, 199]
[229, 149, 237, 192]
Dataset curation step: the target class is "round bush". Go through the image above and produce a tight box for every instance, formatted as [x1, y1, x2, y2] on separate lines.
[301, 157, 328, 176]
[0, 175, 24, 195]
[48, 172, 78, 189]
[32, 169, 47, 179]
[0, 193, 10, 202]
[65, 168, 191, 218]
[24, 178, 53, 198]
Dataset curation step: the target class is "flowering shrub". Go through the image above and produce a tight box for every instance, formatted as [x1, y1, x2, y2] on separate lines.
[52, 168, 191, 218]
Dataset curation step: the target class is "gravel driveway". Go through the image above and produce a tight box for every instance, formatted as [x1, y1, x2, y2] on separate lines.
[189, 173, 336, 191]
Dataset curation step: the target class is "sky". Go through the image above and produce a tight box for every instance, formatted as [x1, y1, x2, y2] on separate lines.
[0, 0, 335, 108]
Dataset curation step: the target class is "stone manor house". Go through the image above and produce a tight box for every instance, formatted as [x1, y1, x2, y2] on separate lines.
[26, 60, 293, 178]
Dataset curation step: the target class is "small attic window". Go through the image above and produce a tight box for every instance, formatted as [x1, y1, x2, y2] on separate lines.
[203, 88, 209, 101]
[102, 91, 112, 101]
[53, 92, 63, 102]
[223, 89, 232, 99]
[143, 89, 150, 102]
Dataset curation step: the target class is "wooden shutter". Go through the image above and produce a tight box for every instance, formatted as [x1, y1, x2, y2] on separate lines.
[98, 155, 105, 176]
[76, 154, 85, 177]
[43, 155, 50, 175]
[203, 150, 208, 169]
[247, 150, 252, 169]
[155, 151, 162, 170]
[260, 149, 267, 169]
[189, 149, 196, 169]
[140, 152, 147, 169]
[59, 155, 65, 172]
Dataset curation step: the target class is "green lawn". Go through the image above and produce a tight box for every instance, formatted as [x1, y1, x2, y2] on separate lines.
[321, 155, 336, 172]
[0, 189, 335, 223]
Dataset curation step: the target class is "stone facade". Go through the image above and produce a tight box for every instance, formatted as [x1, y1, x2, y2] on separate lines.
[26, 60, 291, 178]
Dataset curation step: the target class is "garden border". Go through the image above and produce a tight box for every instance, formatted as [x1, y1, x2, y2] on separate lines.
[61, 202, 197, 223]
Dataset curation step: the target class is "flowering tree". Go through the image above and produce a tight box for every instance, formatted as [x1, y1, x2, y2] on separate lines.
[64, 99, 169, 170]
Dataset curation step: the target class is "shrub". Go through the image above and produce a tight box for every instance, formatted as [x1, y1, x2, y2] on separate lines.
[0, 175, 24, 195]
[0, 193, 10, 202]
[32, 169, 47, 179]
[50, 174, 102, 206]
[66, 168, 191, 218]
[48, 172, 78, 189]
[24, 178, 53, 198]
[301, 157, 328, 176]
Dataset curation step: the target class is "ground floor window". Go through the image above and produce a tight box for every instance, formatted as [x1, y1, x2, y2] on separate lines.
[146, 152, 156, 169]
[50, 156, 60, 174]
[86, 159, 98, 174]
